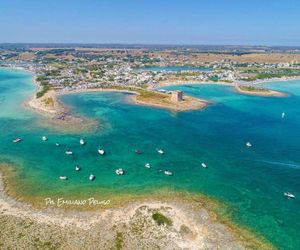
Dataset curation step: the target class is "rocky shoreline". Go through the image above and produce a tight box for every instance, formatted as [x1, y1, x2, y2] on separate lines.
[0, 169, 273, 249]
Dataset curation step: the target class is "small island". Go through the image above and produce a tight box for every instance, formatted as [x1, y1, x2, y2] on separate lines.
[235, 84, 287, 97]
[131, 89, 209, 111]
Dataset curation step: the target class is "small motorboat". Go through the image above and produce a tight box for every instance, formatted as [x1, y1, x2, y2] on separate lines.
[42, 136, 48, 141]
[89, 174, 95, 181]
[98, 148, 105, 155]
[59, 176, 68, 180]
[75, 165, 81, 171]
[80, 138, 85, 145]
[281, 112, 285, 119]
[145, 163, 151, 168]
[55, 142, 60, 147]
[135, 149, 142, 154]
[157, 149, 164, 155]
[201, 163, 207, 168]
[246, 142, 252, 147]
[115, 169, 124, 175]
[284, 192, 295, 199]
[13, 138, 22, 143]
[65, 150, 73, 155]
[164, 170, 173, 176]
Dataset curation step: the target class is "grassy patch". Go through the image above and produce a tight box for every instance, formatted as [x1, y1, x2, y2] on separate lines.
[115, 232, 124, 250]
[152, 212, 172, 226]
[36, 80, 51, 98]
[42, 97, 54, 107]
[238, 85, 268, 92]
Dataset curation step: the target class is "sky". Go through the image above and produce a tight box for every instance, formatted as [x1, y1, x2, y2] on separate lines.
[0, 0, 299, 46]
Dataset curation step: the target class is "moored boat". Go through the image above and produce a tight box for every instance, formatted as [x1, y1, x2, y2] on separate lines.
[13, 138, 22, 143]
[98, 148, 105, 155]
[157, 149, 164, 155]
[115, 168, 124, 175]
[89, 174, 95, 181]
[201, 162, 207, 168]
[164, 170, 173, 176]
[284, 192, 295, 199]
[135, 149, 142, 154]
[145, 163, 151, 168]
[282, 112, 285, 119]
[42, 136, 48, 141]
[246, 142, 252, 147]
[59, 176, 68, 180]
[80, 138, 85, 145]
[75, 165, 81, 171]
[55, 142, 60, 146]
[65, 149, 73, 155]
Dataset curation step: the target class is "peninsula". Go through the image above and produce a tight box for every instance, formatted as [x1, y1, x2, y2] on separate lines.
[235, 84, 287, 97]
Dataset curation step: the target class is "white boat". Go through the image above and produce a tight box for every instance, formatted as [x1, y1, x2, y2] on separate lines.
[145, 163, 151, 168]
[13, 138, 22, 143]
[164, 170, 173, 176]
[246, 142, 252, 147]
[281, 112, 285, 119]
[55, 142, 60, 146]
[59, 176, 68, 180]
[75, 165, 81, 171]
[284, 192, 295, 199]
[157, 149, 164, 155]
[80, 139, 85, 145]
[65, 150, 73, 155]
[201, 163, 207, 168]
[115, 169, 124, 175]
[98, 148, 105, 155]
[89, 174, 95, 181]
[42, 136, 48, 141]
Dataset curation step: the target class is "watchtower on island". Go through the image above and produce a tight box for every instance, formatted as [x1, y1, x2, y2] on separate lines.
[171, 90, 183, 103]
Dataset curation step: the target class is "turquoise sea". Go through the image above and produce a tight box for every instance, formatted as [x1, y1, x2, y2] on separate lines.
[0, 68, 300, 249]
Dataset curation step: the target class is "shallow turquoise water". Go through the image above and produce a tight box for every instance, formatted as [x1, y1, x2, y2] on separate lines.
[0, 68, 300, 249]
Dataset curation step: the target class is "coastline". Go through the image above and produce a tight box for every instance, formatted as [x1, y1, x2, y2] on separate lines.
[0, 165, 273, 249]
[22, 73, 98, 133]
[5, 65, 292, 121]
[32, 85, 210, 114]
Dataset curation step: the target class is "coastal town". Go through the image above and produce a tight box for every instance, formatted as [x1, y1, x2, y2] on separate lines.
[1, 45, 300, 99]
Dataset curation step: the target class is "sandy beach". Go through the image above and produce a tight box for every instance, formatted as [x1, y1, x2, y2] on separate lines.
[25, 87, 97, 133]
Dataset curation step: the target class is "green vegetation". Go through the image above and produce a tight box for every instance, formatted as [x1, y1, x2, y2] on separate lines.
[138, 89, 165, 99]
[240, 68, 300, 81]
[36, 80, 51, 98]
[42, 97, 54, 107]
[152, 212, 172, 226]
[115, 232, 124, 250]
[238, 85, 268, 92]
[45, 70, 59, 77]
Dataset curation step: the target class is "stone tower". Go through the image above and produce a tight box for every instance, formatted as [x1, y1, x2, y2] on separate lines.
[171, 90, 183, 103]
